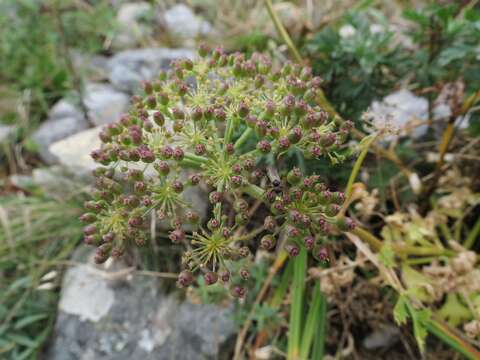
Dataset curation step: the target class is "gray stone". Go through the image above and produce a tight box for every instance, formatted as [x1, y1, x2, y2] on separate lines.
[31, 100, 89, 164]
[9, 174, 34, 189]
[362, 324, 401, 350]
[48, 249, 236, 360]
[113, 2, 154, 50]
[71, 51, 110, 81]
[0, 124, 14, 143]
[32, 166, 84, 197]
[49, 127, 101, 176]
[84, 83, 130, 126]
[162, 4, 214, 44]
[108, 48, 195, 93]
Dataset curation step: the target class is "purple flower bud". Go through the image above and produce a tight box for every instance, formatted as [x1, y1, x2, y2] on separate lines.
[83, 225, 98, 235]
[103, 232, 115, 243]
[79, 213, 96, 223]
[169, 229, 185, 243]
[192, 107, 203, 121]
[220, 270, 230, 283]
[138, 145, 155, 163]
[235, 213, 249, 225]
[260, 235, 276, 250]
[172, 180, 184, 193]
[255, 120, 268, 136]
[177, 270, 194, 288]
[84, 234, 101, 245]
[245, 115, 257, 127]
[238, 246, 250, 258]
[278, 136, 290, 150]
[243, 158, 255, 171]
[285, 242, 300, 257]
[146, 95, 156, 109]
[161, 146, 174, 159]
[257, 140, 271, 153]
[128, 216, 143, 228]
[225, 143, 234, 155]
[189, 173, 201, 185]
[154, 161, 170, 175]
[231, 285, 246, 298]
[209, 191, 223, 204]
[173, 147, 184, 161]
[287, 225, 300, 238]
[185, 210, 199, 224]
[234, 199, 249, 213]
[304, 235, 315, 250]
[204, 271, 218, 285]
[238, 102, 249, 118]
[222, 227, 232, 238]
[195, 143, 207, 155]
[207, 218, 220, 230]
[214, 108, 226, 122]
[239, 268, 250, 280]
[134, 181, 147, 194]
[153, 111, 165, 126]
[315, 246, 329, 262]
[158, 92, 169, 105]
[231, 175, 243, 188]
[198, 43, 210, 57]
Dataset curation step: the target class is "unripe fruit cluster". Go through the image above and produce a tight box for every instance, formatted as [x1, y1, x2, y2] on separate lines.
[81, 45, 353, 296]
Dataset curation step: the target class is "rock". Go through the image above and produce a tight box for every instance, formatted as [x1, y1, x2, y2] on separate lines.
[362, 324, 401, 350]
[113, 2, 154, 50]
[161, 5, 214, 45]
[32, 166, 83, 198]
[369, 89, 429, 139]
[0, 124, 14, 143]
[71, 51, 110, 81]
[48, 248, 235, 360]
[32, 100, 88, 164]
[49, 127, 101, 176]
[84, 83, 130, 126]
[108, 48, 195, 93]
[9, 174, 34, 190]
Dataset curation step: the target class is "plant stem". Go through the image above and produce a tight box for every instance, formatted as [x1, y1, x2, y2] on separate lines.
[184, 152, 208, 164]
[311, 291, 327, 360]
[299, 281, 325, 360]
[426, 318, 480, 360]
[234, 127, 253, 150]
[288, 247, 307, 360]
[464, 216, 480, 249]
[345, 133, 378, 200]
[264, 0, 302, 63]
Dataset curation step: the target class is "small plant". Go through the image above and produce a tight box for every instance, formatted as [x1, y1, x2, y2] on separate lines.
[81, 45, 355, 296]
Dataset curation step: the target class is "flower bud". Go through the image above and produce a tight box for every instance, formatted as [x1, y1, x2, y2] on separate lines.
[185, 210, 199, 224]
[207, 218, 220, 230]
[235, 213, 249, 226]
[335, 216, 356, 231]
[285, 242, 300, 257]
[231, 285, 246, 298]
[189, 173, 201, 185]
[154, 161, 170, 175]
[80, 213, 96, 223]
[169, 229, 185, 243]
[204, 271, 218, 285]
[177, 270, 194, 288]
[304, 235, 315, 250]
[256, 140, 271, 153]
[209, 191, 223, 204]
[172, 180, 184, 193]
[260, 235, 276, 250]
[153, 111, 165, 126]
[195, 143, 207, 155]
[234, 199, 249, 213]
[220, 270, 230, 283]
[239, 268, 250, 280]
[287, 167, 302, 185]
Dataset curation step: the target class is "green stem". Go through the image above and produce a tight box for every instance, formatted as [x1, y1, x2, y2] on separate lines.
[234, 127, 253, 150]
[299, 281, 325, 360]
[264, 0, 302, 63]
[311, 291, 327, 360]
[224, 115, 236, 145]
[242, 183, 265, 200]
[426, 318, 480, 360]
[464, 216, 480, 249]
[184, 152, 208, 165]
[345, 133, 377, 199]
[288, 248, 307, 360]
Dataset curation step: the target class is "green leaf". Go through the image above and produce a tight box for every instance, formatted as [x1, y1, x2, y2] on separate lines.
[393, 294, 409, 325]
[379, 242, 395, 268]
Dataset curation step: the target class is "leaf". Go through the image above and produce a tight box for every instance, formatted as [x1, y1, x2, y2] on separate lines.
[13, 314, 48, 330]
[393, 294, 409, 325]
[379, 242, 395, 268]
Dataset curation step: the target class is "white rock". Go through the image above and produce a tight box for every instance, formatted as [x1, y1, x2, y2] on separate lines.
[32, 115, 89, 164]
[108, 48, 195, 93]
[84, 83, 130, 126]
[59, 264, 115, 322]
[369, 89, 429, 138]
[0, 124, 14, 143]
[113, 2, 154, 50]
[49, 127, 101, 175]
[163, 4, 213, 41]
